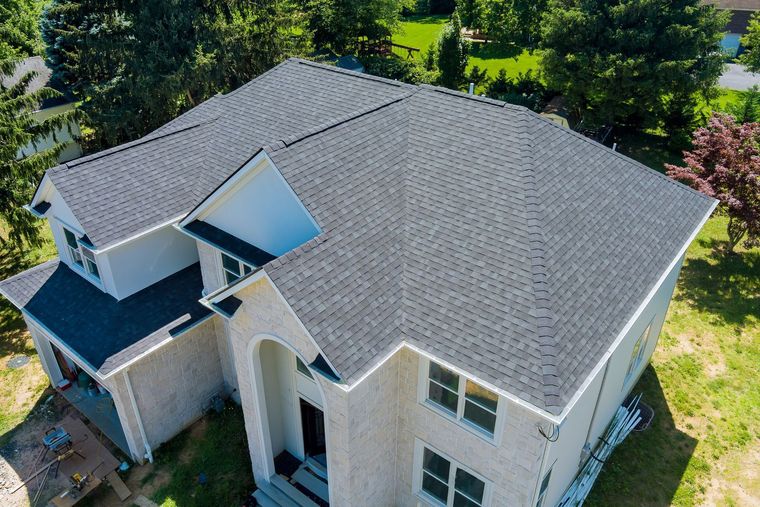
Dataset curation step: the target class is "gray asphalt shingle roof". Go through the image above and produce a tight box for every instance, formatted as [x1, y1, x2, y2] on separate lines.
[0, 261, 211, 375]
[261, 82, 715, 414]
[24, 59, 715, 414]
[46, 59, 413, 249]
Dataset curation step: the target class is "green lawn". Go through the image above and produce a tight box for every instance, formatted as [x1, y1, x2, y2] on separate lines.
[395, 15, 541, 81]
[586, 131, 760, 505]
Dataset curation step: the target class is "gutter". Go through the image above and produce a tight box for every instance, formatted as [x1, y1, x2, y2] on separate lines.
[124, 369, 153, 463]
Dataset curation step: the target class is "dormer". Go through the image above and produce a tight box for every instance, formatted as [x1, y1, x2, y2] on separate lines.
[179, 151, 320, 294]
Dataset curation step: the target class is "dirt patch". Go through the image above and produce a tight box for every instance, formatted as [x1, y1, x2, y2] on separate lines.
[702, 445, 760, 506]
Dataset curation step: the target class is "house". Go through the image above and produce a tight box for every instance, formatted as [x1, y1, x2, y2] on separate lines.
[0, 59, 716, 506]
[2, 56, 83, 162]
[705, 0, 759, 56]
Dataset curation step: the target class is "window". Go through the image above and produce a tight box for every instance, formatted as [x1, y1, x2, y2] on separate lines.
[63, 227, 99, 280]
[426, 361, 499, 436]
[624, 323, 653, 386]
[535, 466, 552, 507]
[221, 252, 252, 284]
[63, 228, 83, 267]
[296, 357, 314, 379]
[417, 444, 488, 507]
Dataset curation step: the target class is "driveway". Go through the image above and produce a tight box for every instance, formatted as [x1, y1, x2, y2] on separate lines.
[720, 63, 760, 91]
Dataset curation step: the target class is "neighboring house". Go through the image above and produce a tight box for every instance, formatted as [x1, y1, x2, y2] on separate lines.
[0, 59, 716, 507]
[2, 56, 82, 163]
[705, 0, 759, 56]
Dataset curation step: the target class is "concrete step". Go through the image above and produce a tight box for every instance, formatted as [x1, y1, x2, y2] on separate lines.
[304, 456, 328, 481]
[270, 474, 320, 507]
[253, 488, 279, 507]
[292, 467, 329, 504]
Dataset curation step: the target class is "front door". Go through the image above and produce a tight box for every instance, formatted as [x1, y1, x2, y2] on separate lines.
[300, 398, 326, 457]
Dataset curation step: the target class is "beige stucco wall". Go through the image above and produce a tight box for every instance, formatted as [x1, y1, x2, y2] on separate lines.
[227, 276, 550, 506]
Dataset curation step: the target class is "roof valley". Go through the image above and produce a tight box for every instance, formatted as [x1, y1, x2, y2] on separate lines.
[517, 110, 562, 411]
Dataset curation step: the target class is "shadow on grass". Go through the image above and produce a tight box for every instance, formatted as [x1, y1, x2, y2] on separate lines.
[612, 129, 684, 174]
[400, 14, 448, 24]
[675, 238, 759, 329]
[470, 42, 524, 61]
[586, 366, 698, 506]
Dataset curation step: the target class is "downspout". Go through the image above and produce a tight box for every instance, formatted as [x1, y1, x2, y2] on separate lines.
[124, 369, 154, 463]
[583, 358, 611, 449]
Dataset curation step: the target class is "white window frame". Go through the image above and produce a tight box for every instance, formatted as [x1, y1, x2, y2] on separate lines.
[417, 357, 505, 444]
[535, 464, 553, 507]
[219, 251, 252, 285]
[61, 225, 100, 282]
[412, 439, 492, 507]
[623, 320, 654, 387]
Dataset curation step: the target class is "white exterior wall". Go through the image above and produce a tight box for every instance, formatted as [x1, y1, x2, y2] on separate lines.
[197, 240, 224, 295]
[102, 225, 198, 299]
[202, 162, 319, 257]
[540, 254, 686, 506]
[20, 103, 82, 163]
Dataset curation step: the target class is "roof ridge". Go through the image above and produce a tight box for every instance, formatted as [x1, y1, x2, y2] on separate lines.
[60, 118, 214, 170]
[524, 109, 713, 203]
[290, 58, 417, 89]
[262, 90, 417, 153]
[0, 258, 59, 287]
[418, 84, 529, 111]
[517, 109, 562, 412]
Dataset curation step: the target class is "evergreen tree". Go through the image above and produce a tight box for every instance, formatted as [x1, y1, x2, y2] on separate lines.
[541, 0, 727, 128]
[0, 0, 44, 59]
[437, 11, 470, 89]
[44, 0, 308, 149]
[740, 13, 760, 73]
[0, 60, 78, 247]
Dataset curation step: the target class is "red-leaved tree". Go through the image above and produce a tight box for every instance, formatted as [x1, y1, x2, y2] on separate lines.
[666, 113, 760, 252]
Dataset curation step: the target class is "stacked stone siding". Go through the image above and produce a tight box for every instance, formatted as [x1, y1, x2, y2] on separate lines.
[227, 277, 549, 506]
[126, 317, 224, 448]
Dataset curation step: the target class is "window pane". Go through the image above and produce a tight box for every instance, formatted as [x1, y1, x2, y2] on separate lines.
[429, 362, 459, 391]
[463, 400, 497, 434]
[69, 247, 83, 267]
[221, 253, 241, 275]
[455, 468, 485, 503]
[243, 263, 252, 274]
[64, 229, 78, 249]
[224, 270, 238, 285]
[86, 259, 100, 279]
[429, 381, 458, 413]
[465, 380, 498, 412]
[422, 448, 450, 482]
[454, 492, 481, 507]
[422, 472, 449, 504]
[296, 357, 313, 379]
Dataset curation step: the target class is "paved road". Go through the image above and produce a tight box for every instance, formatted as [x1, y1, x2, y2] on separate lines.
[720, 63, 760, 91]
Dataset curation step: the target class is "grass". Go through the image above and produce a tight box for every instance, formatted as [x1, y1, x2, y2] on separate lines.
[149, 404, 254, 507]
[395, 14, 541, 81]
[586, 132, 760, 505]
[0, 225, 57, 443]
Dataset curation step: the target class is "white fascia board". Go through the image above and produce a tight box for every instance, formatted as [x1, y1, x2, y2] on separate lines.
[179, 150, 269, 227]
[92, 215, 186, 254]
[551, 199, 719, 422]
[99, 312, 216, 379]
[30, 173, 53, 208]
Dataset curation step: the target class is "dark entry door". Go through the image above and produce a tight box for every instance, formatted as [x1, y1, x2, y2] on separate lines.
[300, 398, 326, 457]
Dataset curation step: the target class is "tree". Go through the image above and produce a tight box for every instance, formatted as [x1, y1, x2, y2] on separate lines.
[304, 0, 412, 53]
[739, 12, 760, 73]
[666, 113, 760, 253]
[482, 0, 547, 47]
[44, 0, 308, 149]
[466, 65, 488, 89]
[0, 60, 77, 247]
[725, 85, 760, 124]
[0, 0, 44, 59]
[437, 11, 470, 89]
[456, 0, 486, 29]
[541, 0, 727, 128]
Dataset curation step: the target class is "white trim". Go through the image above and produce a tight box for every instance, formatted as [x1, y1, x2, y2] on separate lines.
[92, 215, 186, 253]
[552, 199, 718, 421]
[416, 356, 506, 446]
[412, 438, 492, 507]
[100, 312, 215, 379]
[30, 173, 52, 208]
[124, 369, 154, 463]
[246, 333, 335, 502]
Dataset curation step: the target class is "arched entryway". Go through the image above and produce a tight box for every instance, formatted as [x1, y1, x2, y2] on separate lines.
[249, 335, 330, 505]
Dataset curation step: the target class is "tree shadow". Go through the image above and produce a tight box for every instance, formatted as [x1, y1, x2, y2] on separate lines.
[400, 14, 448, 24]
[675, 238, 759, 329]
[587, 366, 698, 506]
[470, 42, 524, 61]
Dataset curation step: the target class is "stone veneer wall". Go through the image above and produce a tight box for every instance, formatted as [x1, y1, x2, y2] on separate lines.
[110, 317, 224, 450]
[394, 347, 548, 506]
[227, 277, 550, 506]
[197, 240, 223, 294]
